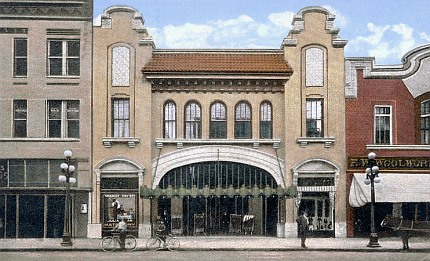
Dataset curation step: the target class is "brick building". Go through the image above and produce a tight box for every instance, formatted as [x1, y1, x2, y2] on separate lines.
[345, 44, 430, 237]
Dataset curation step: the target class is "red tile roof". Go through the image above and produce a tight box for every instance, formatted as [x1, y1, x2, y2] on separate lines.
[143, 51, 293, 75]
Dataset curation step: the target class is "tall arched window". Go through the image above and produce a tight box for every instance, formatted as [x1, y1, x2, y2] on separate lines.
[235, 101, 251, 139]
[210, 102, 227, 139]
[112, 46, 130, 87]
[164, 101, 176, 139]
[185, 101, 201, 139]
[260, 101, 272, 139]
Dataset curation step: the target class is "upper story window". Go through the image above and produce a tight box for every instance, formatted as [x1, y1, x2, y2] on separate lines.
[235, 101, 252, 139]
[260, 101, 272, 139]
[210, 102, 227, 139]
[164, 101, 176, 139]
[13, 100, 27, 138]
[112, 46, 130, 87]
[374, 105, 392, 144]
[47, 39, 80, 76]
[305, 47, 324, 87]
[421, 99, 430, 144]
[48, 100, 80, 138]
[0, 159, 74, 188]
[14, 38, 27, 77]
[306, 99, 323, 137]
[112, 99, 130, 138]
[185, 101, 201, 139]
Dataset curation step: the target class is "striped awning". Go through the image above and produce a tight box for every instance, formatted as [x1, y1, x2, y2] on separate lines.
[349, 173, 430, 207]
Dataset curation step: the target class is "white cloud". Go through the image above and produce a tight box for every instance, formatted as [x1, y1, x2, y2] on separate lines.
[322, 5, 348, 29]
[420, 32, 430, 42]
[268, 11, 294, 28]
[391, 23, 415, 59]
[162, 23, 214, 48]
[151, 11, 294, 49]
[347, 22, 420, 64]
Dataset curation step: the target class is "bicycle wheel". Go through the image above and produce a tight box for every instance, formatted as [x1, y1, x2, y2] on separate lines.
[145, 237, 161, 250]
[101, 236, 115, 252]
[124, 235, 137, 251]
[166, 237, 180, 250]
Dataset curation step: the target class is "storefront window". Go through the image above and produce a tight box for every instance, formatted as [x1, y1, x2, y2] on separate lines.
[102, 193, 137, 229]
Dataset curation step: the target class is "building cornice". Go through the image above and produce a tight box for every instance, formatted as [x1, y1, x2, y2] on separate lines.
[345, 44, 430, 98]
[0, 1, 93, 20]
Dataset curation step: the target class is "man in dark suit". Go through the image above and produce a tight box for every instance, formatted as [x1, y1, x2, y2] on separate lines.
[296, 212, 309, 248]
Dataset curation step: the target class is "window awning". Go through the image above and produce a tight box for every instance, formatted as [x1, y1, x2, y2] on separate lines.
[349, 173, 430, 207]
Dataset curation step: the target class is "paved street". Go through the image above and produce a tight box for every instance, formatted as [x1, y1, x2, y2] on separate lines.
[1, 236, 429, 252]
[2, 250, 430, 261]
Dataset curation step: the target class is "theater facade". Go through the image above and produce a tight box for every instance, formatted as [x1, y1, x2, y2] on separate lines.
[90, 5, 348, 238]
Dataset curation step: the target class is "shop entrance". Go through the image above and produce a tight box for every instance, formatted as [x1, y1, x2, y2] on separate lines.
[156, 161, 280, 236]
[298, 192, 334, 237]
[100, 177, 139, 236]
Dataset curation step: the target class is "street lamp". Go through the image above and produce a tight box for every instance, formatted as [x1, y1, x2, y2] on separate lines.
[364, 152, 381, 248]
[59, 149, 77, 247]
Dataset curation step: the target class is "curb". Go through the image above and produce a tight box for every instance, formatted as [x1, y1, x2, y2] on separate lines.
[1, 248, 429, 253]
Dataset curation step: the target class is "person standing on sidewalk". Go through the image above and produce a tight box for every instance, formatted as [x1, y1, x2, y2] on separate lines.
[112, 217, 127, 250]
[297, 212, 309, 248]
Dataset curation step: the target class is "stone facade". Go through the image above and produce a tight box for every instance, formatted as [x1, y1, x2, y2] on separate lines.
[0, 0, 93, 238]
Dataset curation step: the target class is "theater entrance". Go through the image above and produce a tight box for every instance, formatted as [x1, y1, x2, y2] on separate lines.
[153, 161, 282, 236]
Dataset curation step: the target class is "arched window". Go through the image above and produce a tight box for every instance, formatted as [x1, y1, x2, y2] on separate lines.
[260, 101, 272, 139]
[420, 99, 429, 144]
[112, 46, 130, 87]
[235, 101, 251, 139]
[185, 101, 201, 139]
[305, 47, 324, 87]
[164, 101, 176, 139]
[210, 102, 227, 139]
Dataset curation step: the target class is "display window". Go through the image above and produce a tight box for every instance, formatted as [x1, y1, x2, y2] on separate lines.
[102, 193, 137, 229]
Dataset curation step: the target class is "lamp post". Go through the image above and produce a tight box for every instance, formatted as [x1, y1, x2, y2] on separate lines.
[364, 152, 381, 248]
[59, 149, 77, 247]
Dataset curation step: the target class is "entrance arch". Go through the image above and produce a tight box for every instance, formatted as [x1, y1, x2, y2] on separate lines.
[151, 146, 285, 236]
[292, 158, 339, 237]
[152, 145, 285, 188]
[95, 157, 145, 236]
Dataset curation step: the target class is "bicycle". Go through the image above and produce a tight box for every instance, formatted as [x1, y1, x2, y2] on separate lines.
[145, 234, 180, 251]
[101, 232, 137, 251]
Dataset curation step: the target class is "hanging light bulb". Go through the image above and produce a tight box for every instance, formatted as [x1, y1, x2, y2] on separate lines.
[374, 175, 381, 183]
[364, 177, 371, 185]
[58, 175, 67, 182]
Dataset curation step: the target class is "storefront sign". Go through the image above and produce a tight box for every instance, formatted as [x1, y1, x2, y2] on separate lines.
[102, 193, 137, 228]
[348, 157, 430, 170]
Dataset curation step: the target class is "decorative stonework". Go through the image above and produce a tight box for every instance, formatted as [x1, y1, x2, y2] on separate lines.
[112, 46, 130, 87]
[98, 5, 151, 38]
[150, 79, 286, 93]
[0, 1, 92, 19]
[282, 6, 347, 48]
[305, 47, 324, 86]
[101, 18, 112, 28]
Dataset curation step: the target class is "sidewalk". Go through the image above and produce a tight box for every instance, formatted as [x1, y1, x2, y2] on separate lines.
[0, 236, 429, 252]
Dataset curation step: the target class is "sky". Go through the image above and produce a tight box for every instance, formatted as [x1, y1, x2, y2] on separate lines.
[93, 0, 430, 65]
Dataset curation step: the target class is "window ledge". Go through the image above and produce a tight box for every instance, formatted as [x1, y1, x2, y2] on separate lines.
[366, 144, 430, 150]
[102, 137, 140, 148]
[155, 138, 281, 149]
[296, 137, 335, 148]
[0, 138, 80, 142]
